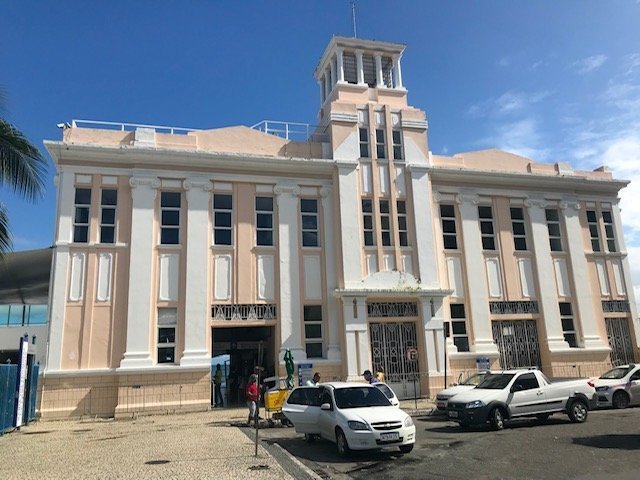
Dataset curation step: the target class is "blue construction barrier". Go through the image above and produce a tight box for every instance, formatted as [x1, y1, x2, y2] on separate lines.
[0, 364, 18, 434]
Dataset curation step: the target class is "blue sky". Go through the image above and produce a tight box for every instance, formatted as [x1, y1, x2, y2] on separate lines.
[2, 1, 640, 298]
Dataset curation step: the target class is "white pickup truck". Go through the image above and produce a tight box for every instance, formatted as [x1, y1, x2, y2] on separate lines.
[446, 369, 596, 430]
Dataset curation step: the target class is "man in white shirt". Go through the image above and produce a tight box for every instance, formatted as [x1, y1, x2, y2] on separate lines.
[306, 372, 321, 386]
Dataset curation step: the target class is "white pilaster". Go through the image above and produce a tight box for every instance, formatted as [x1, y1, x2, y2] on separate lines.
[119, 176, 159, 369]
[329, 59, 336, 88]
[321, 186, 341, 361]
[276, 183, 306, 361]
[393, 55, 403, 89]
[45, 245, 69, 371]
[562, 200, 610, 349]
[336, 161, 363, 287]
[527, 199, 570, 350]
[336, 48, 345, 83]
[421, 298, 445, 374]
[180, 178, 212, 367]
[324, 70, 330, 100]
[343, 297, 370, 380]
[375, 54, 383, 87]
[408, 165, 439, 287]
[318, 79, 325, 106]
[355, 50, 365, 85]
[355, 298, 371, 375]
[457, 193, 499, 354]
[611, 201, 640, 346]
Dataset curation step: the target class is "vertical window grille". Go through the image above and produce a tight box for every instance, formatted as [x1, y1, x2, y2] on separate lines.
[559, 302, 578, 348]
[73, 187, 91, 243]
[440, 204, 458, 250]
[301, 199, 319, 247]
[343, 52, 357, 84]
[160, 192, 181, 245]
[362, 54, 376, 87]
[392, 130, 403, 160]
[157, 308, 177, 364]
[359, 127, 370, 158]
[602, 210, 616, 252]
[99, 189, 117, 244]
[478, 205, 496, 251]
[213, 194, 233, 246]
[256, 197, 274, 246]
[510, 207, 527, 251]
[379, 199, 392, 246]
[362, 199, 375, 246]
[448, 304, 470, 352]
[375, 129, 386, 159]
[545, 209, 563, 252]
[397, 200, 408, 247]
[586, 210, 601, 252]
[304, 305, 323, 358]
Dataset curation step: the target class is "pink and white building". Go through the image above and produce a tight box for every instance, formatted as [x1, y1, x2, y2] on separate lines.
[41, 36, 639, 418]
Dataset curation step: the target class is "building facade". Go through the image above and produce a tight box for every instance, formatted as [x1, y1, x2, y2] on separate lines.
[41, 36, 639, 418]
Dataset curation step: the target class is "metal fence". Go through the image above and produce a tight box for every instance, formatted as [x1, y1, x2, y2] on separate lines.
[1, 365, 18, 434]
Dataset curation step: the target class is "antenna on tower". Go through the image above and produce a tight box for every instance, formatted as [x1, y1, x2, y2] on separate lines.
[351, 0, 357, 38]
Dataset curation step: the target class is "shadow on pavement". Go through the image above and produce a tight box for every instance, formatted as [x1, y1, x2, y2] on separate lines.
[573, 434, 640, 450]
[423, 416, 573, 433]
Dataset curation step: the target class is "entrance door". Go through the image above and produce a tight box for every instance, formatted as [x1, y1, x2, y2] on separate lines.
[492, 320, 541, 370]
[369, 322, 419, 400]
[606, 318, 636, 366]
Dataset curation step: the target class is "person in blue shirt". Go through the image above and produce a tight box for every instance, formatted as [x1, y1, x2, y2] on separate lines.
[363, 370, 378, 384]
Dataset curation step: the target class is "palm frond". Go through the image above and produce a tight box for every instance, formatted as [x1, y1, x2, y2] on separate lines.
[0, 204, 11, 257]
[0, 119, 48, 201]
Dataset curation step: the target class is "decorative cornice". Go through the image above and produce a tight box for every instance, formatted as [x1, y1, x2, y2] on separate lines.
[401, 118, 428, 130]
[524, 198, 548, 209]
[457, 193, 479, 205]
[320, 186, 333, 198]
[328, 111, 359, 124]
[558, 200, 581, 211]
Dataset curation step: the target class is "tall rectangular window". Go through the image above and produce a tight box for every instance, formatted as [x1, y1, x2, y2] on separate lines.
[213, 194, 233, 245]
[448, 304, 470, 352]
[100, 189, 117, 244]
[73, 187, 91, 243]
[510, 207, 527, 251]
[586, 210, 601, 252]
[546, 209, 563, 252]
[559, 302, 578, 348]
[359, 127, 369, 158]
[440, 204, 458, 250]
[362, 199, 375, 246]
[397, 200, 408, 247]
[379, 199, 392, 246]
[392, 130, 403, 160]
[376, 128, 386, 159]
[160, 192, 181, 245]
[602, 210, 616, 252]
[478, 205, 496, 251]
[256, 197, 274, 246]
[304, 305, 323, 358]
[157, 308, 177, 364]
[301, 199, 319, 247]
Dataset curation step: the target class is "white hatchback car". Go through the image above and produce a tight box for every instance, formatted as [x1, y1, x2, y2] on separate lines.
[594, 364, 640, 409]
[282, 382, 415, 457]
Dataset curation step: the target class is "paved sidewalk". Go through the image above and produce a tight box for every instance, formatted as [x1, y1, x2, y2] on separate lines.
[0, 409, 294, 480]
[0, 398, 436, 480]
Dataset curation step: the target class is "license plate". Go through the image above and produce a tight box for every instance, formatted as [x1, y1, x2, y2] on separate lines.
[448, 411, 459, 418]
[380, 432, 400, 441]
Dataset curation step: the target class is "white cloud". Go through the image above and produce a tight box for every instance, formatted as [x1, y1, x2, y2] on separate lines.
[530, 60, 545, 70]
[623, 53, 640, 76]
[570, 54, 607, 74]
[482, 118, 550, 161]
[497, 57, 510, 67]
[468, 90, 551, 117]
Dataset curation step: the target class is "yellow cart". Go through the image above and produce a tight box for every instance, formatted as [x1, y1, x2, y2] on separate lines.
[263, 377, 293, 427]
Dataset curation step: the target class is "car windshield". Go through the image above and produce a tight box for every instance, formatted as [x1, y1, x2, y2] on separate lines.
[475, 373, 515, 390]
[334, 387, 391, 409]
[600, 366, 633, 379]
[461, 373, 486, 386]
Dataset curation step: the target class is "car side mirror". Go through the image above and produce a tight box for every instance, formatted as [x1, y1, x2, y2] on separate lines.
[320, 402, 332, 411]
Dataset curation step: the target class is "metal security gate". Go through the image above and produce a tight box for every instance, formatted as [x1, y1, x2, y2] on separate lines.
[370, 322, 419, 399]
[1, 365, 18, 434]
[606, 318, 636, 366]
[492, 320, 541, 370]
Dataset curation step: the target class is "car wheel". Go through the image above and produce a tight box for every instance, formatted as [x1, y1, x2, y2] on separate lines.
[336, 428, 351, 458]
[399, 444, 414, 454]
[490, 408, 505, 430]
[458, 421, 469, 429]
[612, 391, 630, 409]
[568, 399, 588, 423]
[536, 413, 551, 421]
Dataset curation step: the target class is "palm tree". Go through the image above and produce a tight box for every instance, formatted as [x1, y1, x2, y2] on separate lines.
[0, 88, 48, 255]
